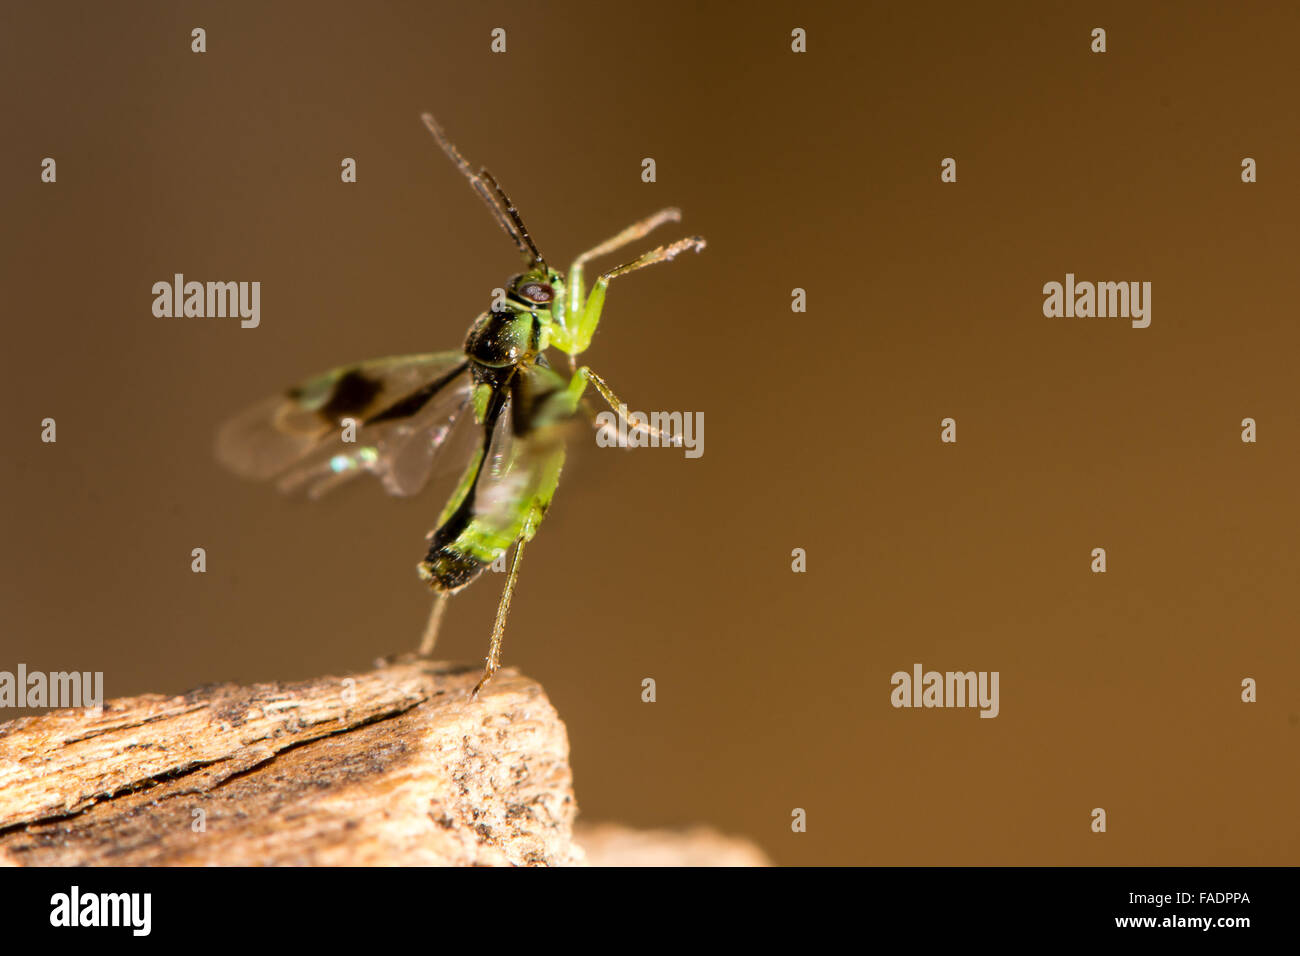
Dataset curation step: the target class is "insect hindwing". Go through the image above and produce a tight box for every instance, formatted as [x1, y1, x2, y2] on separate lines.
[215, 352, 473, 499]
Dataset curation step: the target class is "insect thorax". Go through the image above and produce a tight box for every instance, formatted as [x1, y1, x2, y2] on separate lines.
[463, 307, 538, 368]
[462, 269, 566, 368]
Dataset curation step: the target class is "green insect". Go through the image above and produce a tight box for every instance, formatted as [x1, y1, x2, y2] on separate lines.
[216, 113, 705, 696]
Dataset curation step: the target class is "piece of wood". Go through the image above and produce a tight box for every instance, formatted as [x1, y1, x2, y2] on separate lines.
[0, 659, 580, 866]
[576, 823, 772, 867]
[0, 658, 769, 866]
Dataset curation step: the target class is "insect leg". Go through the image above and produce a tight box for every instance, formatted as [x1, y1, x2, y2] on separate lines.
[471, 536, 529, 699]
[566, 208, 683, 318]
[418, 590, 450, 656]
[565, 236, 706, 356]
[582, 367, 683, 446]
[556, 367, 682, 446]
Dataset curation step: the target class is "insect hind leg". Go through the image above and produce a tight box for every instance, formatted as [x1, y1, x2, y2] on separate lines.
[418, 591, 450, 656]
[472, 535, 530, 699]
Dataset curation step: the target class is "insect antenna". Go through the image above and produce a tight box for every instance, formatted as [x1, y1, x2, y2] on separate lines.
[479, 168, 546, 270]
[421, 112, 547, 269]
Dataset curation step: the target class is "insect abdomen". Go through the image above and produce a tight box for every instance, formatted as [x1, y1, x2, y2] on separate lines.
[418, 514, 520, 590]
[418, 539, 490, 592]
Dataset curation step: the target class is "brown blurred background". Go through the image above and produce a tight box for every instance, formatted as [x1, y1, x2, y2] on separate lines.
[3, 1, 1298, 865]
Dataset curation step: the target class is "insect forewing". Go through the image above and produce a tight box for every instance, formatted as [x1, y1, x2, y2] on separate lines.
[471, 366, 572, 539]
[484, 394, 514, 483]
[216, 352, 473, 499]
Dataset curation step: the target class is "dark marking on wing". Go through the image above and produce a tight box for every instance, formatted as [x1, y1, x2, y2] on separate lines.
[364, 361, 470, 426]
[290, 370, 383, 422]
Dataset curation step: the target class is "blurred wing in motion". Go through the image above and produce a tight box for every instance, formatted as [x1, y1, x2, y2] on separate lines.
[216, 352, 474, 499]
[470, 364, 573, 539]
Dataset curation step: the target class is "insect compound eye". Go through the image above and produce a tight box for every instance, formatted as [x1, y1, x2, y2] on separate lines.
[519, 282, 553, 304]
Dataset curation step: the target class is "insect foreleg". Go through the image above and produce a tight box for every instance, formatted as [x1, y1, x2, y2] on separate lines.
[558, 235, 706, 357]
[565, 208, 683, 318]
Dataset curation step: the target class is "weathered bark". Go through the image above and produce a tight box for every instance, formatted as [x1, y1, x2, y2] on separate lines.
[0, 659, 578, 866]
[0, 658, 767, 867]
